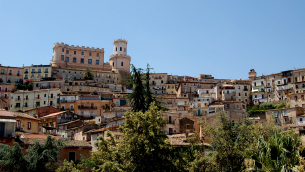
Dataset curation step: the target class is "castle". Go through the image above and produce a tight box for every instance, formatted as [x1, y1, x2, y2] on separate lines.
[50, 39, 131, 82]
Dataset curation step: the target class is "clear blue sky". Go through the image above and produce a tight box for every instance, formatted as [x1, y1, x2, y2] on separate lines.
[0, 1, 304, 80]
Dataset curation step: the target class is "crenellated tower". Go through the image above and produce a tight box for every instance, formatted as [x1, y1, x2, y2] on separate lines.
[109, 39, 131, 83]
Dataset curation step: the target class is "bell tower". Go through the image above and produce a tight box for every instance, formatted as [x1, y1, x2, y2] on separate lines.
[109, 39, 131, 83]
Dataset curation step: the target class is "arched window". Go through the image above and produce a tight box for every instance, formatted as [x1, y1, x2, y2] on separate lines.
[121, 62, 123, 66]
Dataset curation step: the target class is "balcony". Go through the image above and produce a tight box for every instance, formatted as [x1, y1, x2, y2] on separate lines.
[167, 120, 175, 125]
[31, 71, 36, 73]
[243, 88, 248, 91]
[60, 100, 76, 103]
[24, 77, 28, 79]
[8, 73, 12, 75]
[277, 84, 293, 91]
[44, 71, 49, 73]
[24, 71, 28, 74]
[78, 106, 97, 109]
[37, 71, 41, 73]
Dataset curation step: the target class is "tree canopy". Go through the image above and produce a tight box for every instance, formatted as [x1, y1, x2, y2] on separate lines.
[83, 68, 94, 80]
[0, 135, 65, 172]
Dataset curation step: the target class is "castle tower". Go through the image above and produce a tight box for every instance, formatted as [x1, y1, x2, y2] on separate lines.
[248, 68, 257, 80]
[109, 39, 131, 83]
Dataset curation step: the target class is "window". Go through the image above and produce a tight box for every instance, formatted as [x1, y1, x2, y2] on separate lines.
[120, 47, 122, 51]
[17, 70, 20, 75]
[44, 101, 46, 105]
[65, 57, 69, 62]
[28, 122, 31, 129]
[74, 51, 76, 54]
[186, 124, 191, 129]
[89, 52, 91, 56]
[97, 53, 99, 57]
[45, 68, 48, 73]
[18, 96, 20, 100]
[245, 93, 247, 96]
[296, 85, 299, 89]
[73, 58, 76, 62]
[113, 62, 114, 66]
[226, 104, 230, 108]
[45, 74, 48, 77]
[67, 50, 69, 54]
[96, 60, 99, 64]
[61, 55, 64, 60]
[81, 52, 84, 55]
[50, 101, 53, 106]
[97, 73, 100, 77]
[116, 47, 117, 51]
[81, 58, 84, 63]
[44, 94, 46, 97]
[68, 152, 76, 163]
[88, 59, 92, 64]
[121, 62, 123, 66]
[278, 81, 281, 84]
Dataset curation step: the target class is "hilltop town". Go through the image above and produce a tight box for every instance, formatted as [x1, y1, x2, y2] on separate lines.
[1, 39, 305, 164]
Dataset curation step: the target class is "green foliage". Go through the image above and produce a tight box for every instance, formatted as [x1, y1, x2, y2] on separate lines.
[0, 135, 66, 172]
[84, 102, 175, 171]
[26, 135, 66, 171]
[276, 102, 287, 109]
[0, 142, 28, 172]
[56, 159, 84, 172]
[247, 102, 288, 115]
[127, 64, 166, 112]
[247, 129, 301, 171]
[83, 68, 94, 80]
[202, 108, 254, 172]
[16, 82, 33, 90]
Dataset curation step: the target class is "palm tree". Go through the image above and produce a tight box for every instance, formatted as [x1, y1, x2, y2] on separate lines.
[83, 68, 94, 80]
[247, 129, 301, 171]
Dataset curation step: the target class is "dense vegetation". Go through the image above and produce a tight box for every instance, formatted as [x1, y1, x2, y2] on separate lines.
[247, 102, 288, 115]
[0, 135, 65, 172]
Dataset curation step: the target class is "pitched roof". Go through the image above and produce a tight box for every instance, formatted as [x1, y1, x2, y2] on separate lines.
[39, 111, 67, 119]
[86, 126, 119, 134]
[13, 112, 39, 120]
[21, 133, 61, 139]
[0, 110, 16, 118]
[20, 138, 92, 148]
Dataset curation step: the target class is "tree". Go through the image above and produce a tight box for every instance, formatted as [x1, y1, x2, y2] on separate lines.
[247, 129, 301, 171]
[0, 135, 65, 172]
[246, 117, 302, 171]
[56, 159, 84, 172]
[201, 108, 253, 171]
[26, 135, 66, 171]
[127, 64, 166, 112]
[83, 68, 94, 80]
[84, 102, 175, 171]
[0, 142, 28, 172]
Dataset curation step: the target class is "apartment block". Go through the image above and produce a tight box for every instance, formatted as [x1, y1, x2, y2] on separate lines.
[23, 64, 52, 82]
[0, 65, 23, 84]
[10, 89, 60, 112]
